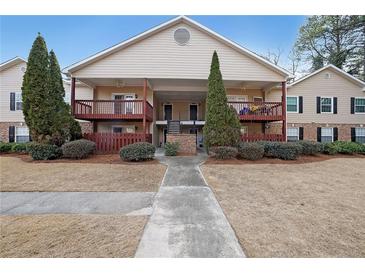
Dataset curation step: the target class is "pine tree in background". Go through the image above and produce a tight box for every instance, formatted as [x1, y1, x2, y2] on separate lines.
[22, 33, 81, 145]
[22, 33, 52, 143]
[203, 51, 240, 151]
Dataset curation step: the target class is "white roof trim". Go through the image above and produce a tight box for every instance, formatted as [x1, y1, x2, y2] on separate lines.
[0, 56, 27, 72]
[64, 16, 292, 79]
[289, 64, 365, 88]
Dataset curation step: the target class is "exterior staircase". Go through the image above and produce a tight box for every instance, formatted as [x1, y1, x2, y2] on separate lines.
[167, 120, 181, 134]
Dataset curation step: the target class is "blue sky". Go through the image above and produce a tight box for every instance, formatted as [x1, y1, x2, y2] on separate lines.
[0, 16, 305, 70]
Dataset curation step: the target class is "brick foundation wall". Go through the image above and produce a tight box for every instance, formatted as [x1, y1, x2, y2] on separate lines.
[287, 123, 364, 141]
[166, 133, 196, 155]
[0, 121, 93, 143]
[0, 122, 27, 142]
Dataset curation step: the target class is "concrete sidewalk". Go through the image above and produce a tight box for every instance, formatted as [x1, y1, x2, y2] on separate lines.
[0, 192, 155, 215]
[135, 154, 245, 258]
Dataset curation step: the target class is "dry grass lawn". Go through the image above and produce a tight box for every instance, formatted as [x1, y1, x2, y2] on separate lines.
[0, 157, 166, 192]
[0, 215, 146, 257]
[202, 158, 365, 257]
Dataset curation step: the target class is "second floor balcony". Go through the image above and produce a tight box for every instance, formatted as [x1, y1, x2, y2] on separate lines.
[74, 100, 153, 121]
[228, 101, 283, 121]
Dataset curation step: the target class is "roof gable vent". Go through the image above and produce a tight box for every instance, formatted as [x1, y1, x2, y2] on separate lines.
[325, 72, 332, 79]
[174, 28, 190, 46]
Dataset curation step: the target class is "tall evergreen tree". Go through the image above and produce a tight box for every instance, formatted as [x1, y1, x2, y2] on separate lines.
[203, 51, 240, 150]
[22, 34, 81, 145]
[22, 33, 52, 143]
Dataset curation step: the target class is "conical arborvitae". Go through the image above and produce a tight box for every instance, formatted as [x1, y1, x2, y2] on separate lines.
[203, 51, 240, 150]
[22, 33, 52, 143]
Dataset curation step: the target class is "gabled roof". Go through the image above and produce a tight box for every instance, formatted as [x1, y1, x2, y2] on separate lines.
[64, 16, 292, 79]
[0, 56, 27, 72]
[289, 64, 365, 90]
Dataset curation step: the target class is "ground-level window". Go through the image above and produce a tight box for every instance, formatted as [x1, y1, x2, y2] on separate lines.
[355, 127, 365, 143]
[240, 126, 248, 135]
[355, 98, 365, 113]
[287, 96, 298, 112]
[287, 127, 299, 141]
[321, 128, 333, 143]
[320, 97, 333, 113]
[112, 126, 135, 134]
[15, 127, 29, 143]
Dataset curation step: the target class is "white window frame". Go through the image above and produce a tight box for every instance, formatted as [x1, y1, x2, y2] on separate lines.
[112, 93, 135, 114]
[354, 97, 365, 114]
[188, 103, 199, 121]
[15, 92, 22, 111]
[286, 96, 299, 113]
[287, 127, 299, 141]
[355, 127, 365, 144]
[320, 97, 333, 114]
[163, 103, 173, 121]
[253, 96, 263, 102]
[321, 127, 334, 143]
[15, 126, 29, 143]
[111, 125, 135, 134]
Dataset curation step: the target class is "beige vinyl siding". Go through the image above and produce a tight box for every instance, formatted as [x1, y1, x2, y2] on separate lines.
[72, 23, 285, 82]
[226, 88, 264, 101]
[94, 86, 153, 105]
[266, 68, 365, 124]
[0, 62, 26, 122]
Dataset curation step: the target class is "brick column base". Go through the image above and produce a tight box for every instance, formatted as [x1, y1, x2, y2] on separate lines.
[166, 134, 197, 155]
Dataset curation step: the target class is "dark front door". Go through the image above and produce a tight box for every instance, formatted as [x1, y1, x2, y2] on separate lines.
[164, 104, 172, 120]
[190, 104, 198, 120]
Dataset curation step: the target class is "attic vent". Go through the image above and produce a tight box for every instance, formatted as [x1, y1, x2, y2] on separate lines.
[20, 66, 26, 72]
[174, 28, 190, 45]
[325, 72, 332, 79]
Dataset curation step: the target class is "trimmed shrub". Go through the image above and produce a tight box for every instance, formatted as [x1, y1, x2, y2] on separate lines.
[238, 142, 264, 160]
[324, 141, 365, 155]
[27, 143, 62, 160]
[274, 143, 302, 160]
[297, 141, 322, 155]
[120, 142, 155, 161]
[257, 141, 281, 157]
[210, 146, 238, 160]
[61, 139, 96, 159]
[165, 142, 179, 156]
[11, 143, 28, 153]
[0, 142, 13, 153]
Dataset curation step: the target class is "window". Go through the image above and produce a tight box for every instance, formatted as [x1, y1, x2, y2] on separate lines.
[253, 97, 263, 103]
[321, 128, 333, 143]
[240, 126, 248, 135]
[287, 96, 298, 112]
[287, 128, 299, 142]
[355, 128, 365, 144]
[112, 126, 135, 134]
[355, 98, 365, 113]
[320, 97, 333, 113]
[15, 127, 29, 143]
[15, 92, 22, 110]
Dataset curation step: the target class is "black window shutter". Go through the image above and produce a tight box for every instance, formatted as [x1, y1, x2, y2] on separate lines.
[299, 96, 303, 113]
[333, 97, 338, 114]
[9, 126, 15, 142]
[350, 97, 355, 114]
[333, 127, 338, 141]
[317, 127, 321, 142]
[299, 127, 304, 140]
[10, 92, 15, 111]
[351, 127, 356, 142]
[316, 96, 321, 113]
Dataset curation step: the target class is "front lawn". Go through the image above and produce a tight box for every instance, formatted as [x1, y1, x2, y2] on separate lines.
[0, 156, 166, 192]
[202, 158, 365, 257]
[0, 215, 146, 257]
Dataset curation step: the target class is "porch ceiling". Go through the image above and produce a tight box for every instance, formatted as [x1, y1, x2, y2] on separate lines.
[154, 90, 206, 102]
[77, 77, 280, 91]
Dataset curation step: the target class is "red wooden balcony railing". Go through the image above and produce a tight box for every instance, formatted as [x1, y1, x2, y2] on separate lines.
[228, 101, 283, 121]
[74, 100, 153, 121]
[83, 132, 152, 153]
[241, 134, 284, 142]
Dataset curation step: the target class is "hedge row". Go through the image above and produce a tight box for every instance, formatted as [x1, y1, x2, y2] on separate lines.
[210, 140, 365, 161]
[0, 142, 29, 153]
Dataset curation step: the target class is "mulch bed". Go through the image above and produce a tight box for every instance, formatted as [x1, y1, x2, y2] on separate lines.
[0, 153, 159, 165]
[205, 153, 365, 165]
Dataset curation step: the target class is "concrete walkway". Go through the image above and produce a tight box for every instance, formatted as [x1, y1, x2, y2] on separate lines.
[0, 192, 155, 215]
[135, 152, 245, 258]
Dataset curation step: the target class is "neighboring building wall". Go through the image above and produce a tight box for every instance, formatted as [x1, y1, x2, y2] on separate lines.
[71, 22, 285, 82]
[0, 122, 27, 142]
